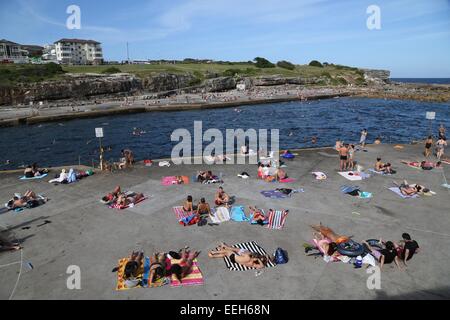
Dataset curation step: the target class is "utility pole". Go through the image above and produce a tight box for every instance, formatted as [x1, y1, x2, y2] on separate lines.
[126, 42, 130, 64]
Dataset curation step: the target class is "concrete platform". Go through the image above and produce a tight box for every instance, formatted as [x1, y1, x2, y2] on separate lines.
[1, 143, 449, 300]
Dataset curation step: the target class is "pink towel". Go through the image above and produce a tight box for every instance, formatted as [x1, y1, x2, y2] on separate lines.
[172, 206, 193, 221]
[279, 178, 296, 183]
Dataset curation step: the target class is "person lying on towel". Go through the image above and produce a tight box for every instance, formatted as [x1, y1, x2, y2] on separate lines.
[208, 243, 271, 269]
[116, 192, 145, 207]
[6, 190, 47, 210]
[393, 180, 430, 197]
[167, 248, 200, 283]
[249, 206, 268, 225]
[310, 223, 350, 245]
[197, 171, 213, 183]
[121, 251, 145, 288]
[24, 163, 49, 178]
[102, 186, 122, 204]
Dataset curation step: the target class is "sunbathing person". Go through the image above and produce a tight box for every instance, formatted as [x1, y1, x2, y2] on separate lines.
[275, 168, 288, 181]
[394, 180, 428, 196]
[215, 187, 230, 207]
[148, 252, 167, 285]
[175, 176, 185, 185]
[363, 240, 402, 271]
[197, 171, 213, 183]
[196, 198, 211, 216]
[102, 186, 122, 204]
[401, 160, 441, 170]
[168, 248, 200, 282]
[310, 224, 350, 244]
[208, 243, 269, 270]
[116, 192, 145, 207]
[122, 251, 145, 288]
[305, 238, 339, 261]
[7, 190, 41, 210]
[0, 235, 22, 252]
[249, 206, 268, 225]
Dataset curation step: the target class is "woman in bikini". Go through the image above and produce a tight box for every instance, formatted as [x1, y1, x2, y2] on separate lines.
[208, 243, 269, 270]
[116, 192, 145, 207]
[183, 195, 194, 212]
[436, 137, 447, 161]
[148, 253, 167, 285]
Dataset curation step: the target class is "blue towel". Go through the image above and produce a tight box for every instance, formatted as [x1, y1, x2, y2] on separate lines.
[260, 190, 288, 199]
[20, 174, 48, 180]
[341, 185, 360, 194]
[230, 206, 249, 222]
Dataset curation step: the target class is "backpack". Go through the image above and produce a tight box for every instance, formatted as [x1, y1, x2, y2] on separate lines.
[274, 248, 288, 264]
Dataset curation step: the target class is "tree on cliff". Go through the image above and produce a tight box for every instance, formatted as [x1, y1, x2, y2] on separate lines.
[309, 60, 324, 68]
[277, 60, 296, 70]
[254, 57, 275, 68]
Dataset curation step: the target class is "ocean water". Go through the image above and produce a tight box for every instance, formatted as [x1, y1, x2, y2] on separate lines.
[391, 78, 450, 85]
[0, 97, 449, 170]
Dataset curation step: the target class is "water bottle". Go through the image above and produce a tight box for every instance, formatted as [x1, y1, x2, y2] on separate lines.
[354, 256, 363, 269]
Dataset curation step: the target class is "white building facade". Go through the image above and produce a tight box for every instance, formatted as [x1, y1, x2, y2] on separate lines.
[54, 39, 103, 65]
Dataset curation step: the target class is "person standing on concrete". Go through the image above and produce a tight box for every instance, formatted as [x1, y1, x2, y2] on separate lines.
[360, 129, 368, 147]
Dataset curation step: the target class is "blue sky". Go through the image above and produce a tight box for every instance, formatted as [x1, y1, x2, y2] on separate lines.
[1, 0, 449, 77]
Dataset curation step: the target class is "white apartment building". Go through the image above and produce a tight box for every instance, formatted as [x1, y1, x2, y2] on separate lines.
[54, 38, 103, 65]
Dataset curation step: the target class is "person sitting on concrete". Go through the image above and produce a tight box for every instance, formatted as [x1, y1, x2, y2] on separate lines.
[394, 233, 420, 266]
[196, 198, 211, 216]
[183, 195, 194, 212]
[208, 243, 269, 269]
[375, 158, 395, 174]
[215, 187, 230, 207]
[275, 168, 288, 181]
[363, 240, 402, 271]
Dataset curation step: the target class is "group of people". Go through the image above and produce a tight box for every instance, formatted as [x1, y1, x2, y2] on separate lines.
[257, 162, 288, 182]
[424, 135, 447, 161]
[182, 187, 231, 216]
[336, 143, 356, 171]
[307, 224, 419, 271]
[102, 186, 145, 208]
[119, 248, 200, 288]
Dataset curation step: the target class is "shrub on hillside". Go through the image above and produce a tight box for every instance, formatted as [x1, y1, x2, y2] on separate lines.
[102, 67, 122, 74]
[309, 60, 323, 68]
[254, 57, 275, 68]
[276, 60, 296, 70]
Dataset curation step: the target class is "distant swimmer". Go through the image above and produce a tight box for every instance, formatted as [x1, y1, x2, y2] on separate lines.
[312, 136, 317, 144]
[52, 139, 56, 145]
[289, 132, 294, 137]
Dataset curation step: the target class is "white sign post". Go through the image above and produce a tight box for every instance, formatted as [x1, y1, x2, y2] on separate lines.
[426, 112, 436, 137]
[95, 128, 104, 170]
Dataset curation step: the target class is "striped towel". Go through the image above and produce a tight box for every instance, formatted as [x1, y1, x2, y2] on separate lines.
[169, 259, 204, 287]
[222, 241, 277, 271]
[115, 256, 169, 291]
[172, 206, 193, 221]
[266, 210, 288, 230]
[109, 195, 148, 210]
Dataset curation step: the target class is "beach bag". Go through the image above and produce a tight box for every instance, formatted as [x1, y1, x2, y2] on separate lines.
[274, 248, 288, 265]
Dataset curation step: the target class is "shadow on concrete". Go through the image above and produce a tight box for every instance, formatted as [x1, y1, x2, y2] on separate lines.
[374, 287, 450, 300]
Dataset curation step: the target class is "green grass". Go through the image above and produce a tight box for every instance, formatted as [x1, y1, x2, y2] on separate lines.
[62, 63, 362, 79]
[0, 62, 365, 87]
